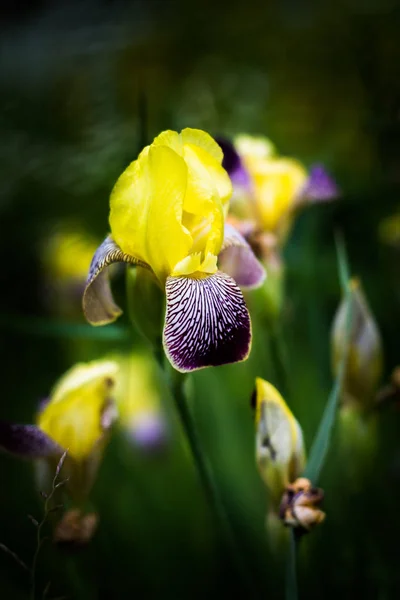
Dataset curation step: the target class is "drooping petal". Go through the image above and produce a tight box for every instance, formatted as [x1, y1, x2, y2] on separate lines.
[163, 272, 251, 372]
[83, 236, 150, 325]
[0, 422, 62, 458]
[298, 164, 339, 204]
[218, 223, 266, 289]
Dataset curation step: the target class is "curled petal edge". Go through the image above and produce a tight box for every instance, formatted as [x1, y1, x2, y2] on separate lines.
[163, 271, 252, 373]
[83, 236, 151, 325]
[218, 223, 266, 289]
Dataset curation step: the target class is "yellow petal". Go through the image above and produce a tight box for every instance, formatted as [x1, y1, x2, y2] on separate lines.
[38, 360, 119, 461]
[110, 145, 192, 283]
[181, 128, 224, 162]
[151, 130, 183, 155]
[109, 128, 232, 281]
[254, 378, 305, 500]
[234, 134, 276, 161]
[252, 158, 307, 233]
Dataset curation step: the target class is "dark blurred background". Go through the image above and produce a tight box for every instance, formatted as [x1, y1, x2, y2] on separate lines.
[1, 0, 400, 598]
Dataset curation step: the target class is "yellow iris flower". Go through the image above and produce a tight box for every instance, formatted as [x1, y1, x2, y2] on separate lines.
[0, 360, 119, 502]
[110, 129, 232, 282]
[83, 128, 265, 372]
[234, 135, 308, 240]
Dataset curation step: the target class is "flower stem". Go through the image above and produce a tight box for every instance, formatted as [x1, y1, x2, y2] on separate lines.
[285, 530, 298, 600]
[167, 368, 257, 597]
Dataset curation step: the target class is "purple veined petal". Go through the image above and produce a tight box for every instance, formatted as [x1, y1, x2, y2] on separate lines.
[82, 235, 151, 326]
[218, 223, 266, 289]
[299, 164, 340, 203]
[216, 137, 252, 190]
[0, 422, 62, 458]
[163, 271, 252, 373]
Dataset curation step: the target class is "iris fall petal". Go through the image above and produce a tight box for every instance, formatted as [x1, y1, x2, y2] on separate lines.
[163, 272, 251, 372]
[83, 236, 150, 325]
[0, 422, 61, 458]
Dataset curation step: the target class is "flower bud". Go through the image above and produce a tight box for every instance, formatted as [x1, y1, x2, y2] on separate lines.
[331, 278, 383, 408]
[252, 378, 305, 513]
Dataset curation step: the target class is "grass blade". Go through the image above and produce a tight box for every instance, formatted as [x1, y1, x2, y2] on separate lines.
[303, 232, 353, 484]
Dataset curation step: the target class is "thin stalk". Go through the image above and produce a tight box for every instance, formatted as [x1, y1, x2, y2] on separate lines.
[166, 367, 258, 598]
[285, 531, 298, 600]
[303, 233, 353, 484]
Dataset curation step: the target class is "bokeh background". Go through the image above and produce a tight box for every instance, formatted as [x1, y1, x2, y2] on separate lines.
[1, 0, 400, 598]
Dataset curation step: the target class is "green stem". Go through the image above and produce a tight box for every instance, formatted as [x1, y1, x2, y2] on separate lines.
[166, 368, 257, 597]
[285, 531, 298, 600]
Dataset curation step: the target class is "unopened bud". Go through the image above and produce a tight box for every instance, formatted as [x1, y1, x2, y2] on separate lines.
[331, 278, 383, 408]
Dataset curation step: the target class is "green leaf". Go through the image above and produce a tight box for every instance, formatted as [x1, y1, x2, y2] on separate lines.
[0, 315, 130, 341]
[303, 232, 353, 484]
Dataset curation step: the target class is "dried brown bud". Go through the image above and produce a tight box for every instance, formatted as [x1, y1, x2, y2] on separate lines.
[54, 509, 98, 551]
[279, 477, 325, 534]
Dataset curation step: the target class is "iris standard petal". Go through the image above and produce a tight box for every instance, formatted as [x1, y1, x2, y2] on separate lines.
[218, 223, 266, 289]
[163, 272, 251, 372]
[0, 422, 62, 458]
[181, 128, 224, 162]
[83, 236, 150, 325]
[110, 145, 192, 283]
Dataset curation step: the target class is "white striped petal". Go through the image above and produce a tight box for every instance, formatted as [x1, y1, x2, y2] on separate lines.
[163, 272, 251, 372]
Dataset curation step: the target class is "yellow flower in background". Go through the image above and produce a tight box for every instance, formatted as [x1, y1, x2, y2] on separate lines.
[235, 134, 308, 238]
[114, 352, 167, 449]
[38, 360, 118, 460]
[218, 133, 338, 249]
[43, 226, 99, 284]
[252, 377, 305, 511]
[83, 128, 265, 373]
[0, 359, 119, 502]
[41, 224, 102, 319]
[331, 278, 383, 409]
